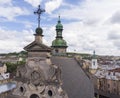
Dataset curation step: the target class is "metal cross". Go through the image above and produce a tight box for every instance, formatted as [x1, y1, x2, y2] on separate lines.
[34, 5, 45, 27]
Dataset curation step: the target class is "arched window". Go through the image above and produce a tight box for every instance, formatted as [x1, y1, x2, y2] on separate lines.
[48, 90, 53, 97]
[30, 94, 39, 98]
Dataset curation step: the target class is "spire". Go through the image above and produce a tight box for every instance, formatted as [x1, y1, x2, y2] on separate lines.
[58, 15, 61, 23]
[92, 50, 96, 59]
[56, 16, 63, 38]
[56, 16, 63, 30]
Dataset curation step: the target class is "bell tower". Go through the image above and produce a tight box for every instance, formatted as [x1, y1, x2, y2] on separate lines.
[89, 50, 98, 74]
[91, 50, 98, 69]
[51, 16, 68, 56]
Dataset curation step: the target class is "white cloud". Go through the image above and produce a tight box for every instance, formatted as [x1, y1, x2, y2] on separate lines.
[48, 0, 120, 55]
[45, 0, 63, 14]
[0, 0, 12, 5]
[0, 0, 30, 21]
[24, 0, 42, 7]
[0, 6, 29, 20]
[1, 0, 120, 56]
[0, 28, 34, 53]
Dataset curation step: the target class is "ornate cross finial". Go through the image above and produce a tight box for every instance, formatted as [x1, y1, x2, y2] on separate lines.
[34, 5, 45, 27]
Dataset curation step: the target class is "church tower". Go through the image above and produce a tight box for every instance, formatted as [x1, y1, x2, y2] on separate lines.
[91, 50, 98, 69]
[89, 50, 98, 74]
[52, 16, 67, 56]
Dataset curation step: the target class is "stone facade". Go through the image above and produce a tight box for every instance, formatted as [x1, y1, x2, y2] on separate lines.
[8, 13, 68, 97]
[12, 56, 68, 98]
[0, 63, 7, 74]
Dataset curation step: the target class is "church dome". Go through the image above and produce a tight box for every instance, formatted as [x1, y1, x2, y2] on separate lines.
[52, 39, 67, 47]
[35, 27, 43, 35]
[56, 22, 63, 30]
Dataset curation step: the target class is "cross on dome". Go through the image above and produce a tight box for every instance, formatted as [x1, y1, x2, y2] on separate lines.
[34, 5, 45, 27]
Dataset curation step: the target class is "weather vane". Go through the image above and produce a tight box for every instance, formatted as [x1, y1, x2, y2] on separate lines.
[34, 5, 45, 27]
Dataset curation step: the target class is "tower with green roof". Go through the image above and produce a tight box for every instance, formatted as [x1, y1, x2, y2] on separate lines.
[51, 16, 68, 56]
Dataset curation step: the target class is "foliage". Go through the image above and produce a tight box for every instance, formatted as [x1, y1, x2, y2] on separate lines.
[1, 51, 28, 57]
[67, 52, 91, 59]
[6, 61, 26, 73]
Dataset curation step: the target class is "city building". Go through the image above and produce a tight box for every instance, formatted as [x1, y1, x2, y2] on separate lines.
[89, 51, 98, 74]
[0, 62, 10, 82]
[91, 66, 120, 98]
[0, 62, 16, 98]
[0, 62, 7, 74]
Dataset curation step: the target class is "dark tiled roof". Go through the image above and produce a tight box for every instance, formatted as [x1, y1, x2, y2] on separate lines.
[51, 56, 94, 98]
[109, 68, 120, 72]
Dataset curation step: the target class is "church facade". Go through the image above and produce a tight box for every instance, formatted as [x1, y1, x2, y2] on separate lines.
[6, 5, 68, 98]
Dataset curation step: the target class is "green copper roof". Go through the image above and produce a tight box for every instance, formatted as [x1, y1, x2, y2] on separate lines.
[52, 16, 67, 48]
[56, 16, 63, 30]
[52, 38, 67, 47]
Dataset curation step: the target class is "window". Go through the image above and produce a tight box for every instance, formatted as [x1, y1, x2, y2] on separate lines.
[108, 84, 110, 88]
[30, 94, 39, 98]
[93, 61, 95, 65]
[48, 90, 53, 97]
[20, 87, 24, 93]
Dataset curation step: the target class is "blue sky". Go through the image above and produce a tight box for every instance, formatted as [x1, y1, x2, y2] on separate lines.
[1, 0, 120, 55]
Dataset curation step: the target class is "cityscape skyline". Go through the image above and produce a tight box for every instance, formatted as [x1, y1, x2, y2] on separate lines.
[0, 0, 120, 56]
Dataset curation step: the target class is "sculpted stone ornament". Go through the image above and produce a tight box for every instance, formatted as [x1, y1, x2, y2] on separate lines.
[12, 56, 68, 98]
[31, 71, 45, 86]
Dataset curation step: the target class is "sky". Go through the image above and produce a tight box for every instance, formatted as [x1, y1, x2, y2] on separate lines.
[0, 0, 120, 56]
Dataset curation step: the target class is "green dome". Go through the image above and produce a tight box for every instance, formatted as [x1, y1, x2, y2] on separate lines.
[52, 39, 67, 47]
[56, 21, 63, 30]
[35, 27, 43, 35]
[56, 16, 63, 30]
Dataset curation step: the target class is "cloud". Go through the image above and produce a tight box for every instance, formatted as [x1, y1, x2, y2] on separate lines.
[108, 31, 120, 40]
[110, 11, 120, 24]
[0, 28, 34, 53]
[0, 6, 29, 21]
[45, 0, 63, 14]
[0, 0, 30, 21]
[46, 0, 120, 55]
[107, 30, 120, 50]
[0, 0, 12, 5]
[1, 0, 120, 56]
[24, 0, 42, 7]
